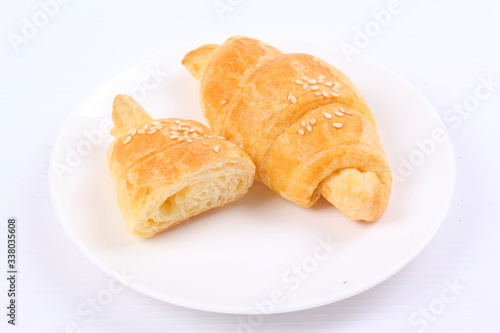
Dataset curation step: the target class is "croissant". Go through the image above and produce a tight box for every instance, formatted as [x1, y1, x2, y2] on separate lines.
[107, 94, 255, 237]
[182, 36, 392, 221]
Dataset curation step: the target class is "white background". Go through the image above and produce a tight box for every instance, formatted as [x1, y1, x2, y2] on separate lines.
[1, 0, 499, 332]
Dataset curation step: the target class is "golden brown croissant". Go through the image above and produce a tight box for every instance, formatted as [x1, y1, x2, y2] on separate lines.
[107, 94, 255, 237]
[182, 36, 392, 221]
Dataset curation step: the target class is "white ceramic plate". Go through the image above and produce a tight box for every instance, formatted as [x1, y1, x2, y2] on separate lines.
[49, 39, 455, 314]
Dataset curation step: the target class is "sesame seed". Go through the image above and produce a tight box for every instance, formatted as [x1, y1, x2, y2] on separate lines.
[334, 110, 344, 117]
[287, 92, 293, 100]
[123, 136, 132, 144]
[178, 136, 185, 141]
[322, 91, 329, 98]
[290, 96, 297, 104]
[170, 125, 177, 130]
[148, 129, 156, 134]
[183, 130, 189, 135]
[302, 83, 309, 90]
[323, 112, 333, 119]
[333, 83, 341, 89]
[318, 75, 325, 80]
[206, 135, 214, 138]
[151, 121, 160, 125]
[332, 123, 343, 128]
[213, 145, 220, 152]
[301, 76, 309, 80]
[170, 134, 179, 139]
[239, 145, 244, 149]
[345, 110, 353, 115]
[197, 128, 204, 134]
[192, 133, 198, 137]
[156, 126, 163, 130]
[202, 141, 209, 146]
[307, 79, 317, 84]
[174, 120, 182, 124]
[298, 129, 305, 135]
[318, 78, 324, 84]
[218, 136, 226, 139]
[310, 118, 317, 125]
[142, 124, 148, 130]
[128, 128, 136, 136]
[301, 121, 306, 127]
[186, 138, 193, 143]
[339, 106, 346, 113]
[220, 100, 227, 105]
[331, 91, 340, 97]
[195, 136, 203, 140]
[311, 85, 319, 90]
[138, 129, 145, 134]
[306, 125, 312, 132]
[314, 91, 322, 96]
[170, 130, 180, 135]
[180, 122, 189, 126]
[325, 81, 333, 87]
[295, 79, 303, 85]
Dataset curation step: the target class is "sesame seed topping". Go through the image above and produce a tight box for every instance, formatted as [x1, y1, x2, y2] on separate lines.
[197, 128, 204, 134]
[333, 123, 343, 128]
[170, 134, 179, 139]
[314, 91, 322, 96]
[307, 79, 317, 84]
[202, 141, 209, 146]
[213, 145, 220, 152]
[331, 91, 340, 97]
[310, 118, 317, 125]
[192, 133, 198, 137]
[325, 81, 333, 87]
[311, 85, 319, 91]
[186, 138, 193, 143]
[174, 120, 182, 124]
[170, 125, 177, 130]
[301, 121, 306, 127]
[295, 79, 303, 85]
[318, 75, 325, 80]
[298, 129, 305, 135]
[138, 129, 145, 134]
[142, 124, 148, 130]
[323, 112, 333, 119]
[306, 125, 312, 132]
[148, 129, 156, 134]
[156, 126, 163, 130]
[180, 122, 189, 126]
[287, 92, 293, 100]
[170, 130, 180, 135]
[339, 106, 346, 113]
[220, 100, 227, 105]
[334, 110, 344, 117]
[301, 76, 308, 80]
[151, 121, 160, 125]
[127, 128, 137, 136]
[333, 83, 341, 89]
[290, 96, 297, 104]
[318, 78, 324, 84]
[322, 91, 329, 98]
[302, 83, 309, 90]
[123, 136, 132, 144]
[178, 136, 185, 141]
[218, 136, 226, 139]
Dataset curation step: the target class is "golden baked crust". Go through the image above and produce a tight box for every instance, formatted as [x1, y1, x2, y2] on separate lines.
[107, 94, 255, 237]
[182, 36, 392, 221]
